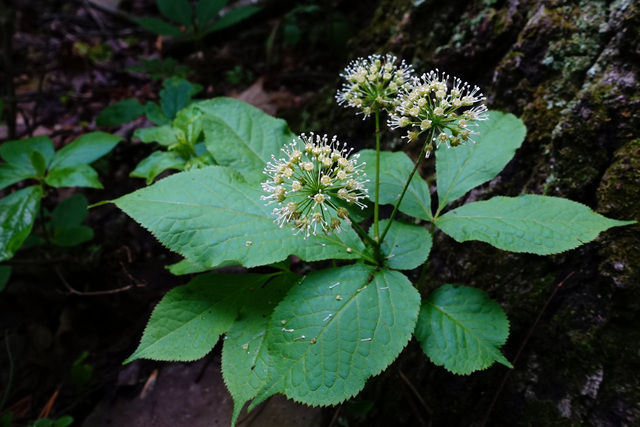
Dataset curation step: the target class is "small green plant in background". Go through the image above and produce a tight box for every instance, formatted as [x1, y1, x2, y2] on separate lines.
[97, 77, 209, 183]
[108, 54, 633, 425]
[126, 57, 193, 81]
[0, 132, 121, 286]
[136, 0, 260, 41]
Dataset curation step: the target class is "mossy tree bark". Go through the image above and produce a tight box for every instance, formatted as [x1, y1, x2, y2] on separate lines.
[324, 0, 640, 425]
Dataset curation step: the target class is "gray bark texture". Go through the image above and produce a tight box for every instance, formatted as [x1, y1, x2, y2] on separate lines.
[321, 0, 640, 425]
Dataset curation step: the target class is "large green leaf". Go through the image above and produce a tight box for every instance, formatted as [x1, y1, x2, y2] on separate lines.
[126, 273, 274, 362]
[48, 132, 122, 169]
[222, 272, 297, 426]
[113, 166, 372, 269]
[435, 111, 526, 212]
[435, 195, 634, 255]
[157, 0, 193, 26]
[198, 98, 296, 183]
[359, 149, 432, 221]
[251, 265, 420, 407]
[96, 99, 146, 126]
[0, 186, 42, 261]
[372, 219, 431, 270]
[415, 284, 512, 374]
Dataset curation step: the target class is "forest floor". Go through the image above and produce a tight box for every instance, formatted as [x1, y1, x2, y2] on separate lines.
[0, 1, 375, 425]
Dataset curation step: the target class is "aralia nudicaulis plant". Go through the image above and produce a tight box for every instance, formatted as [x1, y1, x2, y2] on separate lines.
[110, 54, 634, 426]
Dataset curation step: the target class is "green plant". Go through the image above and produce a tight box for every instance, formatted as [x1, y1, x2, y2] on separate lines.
[0, 132, 121, 282]
[96, 78, 209, 183]
[136, 0, 260, 41]
[109, 54, 633, 425]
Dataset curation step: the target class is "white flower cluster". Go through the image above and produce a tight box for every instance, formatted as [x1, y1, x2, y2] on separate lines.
[262, 133, 369, 238]
[335, 54, 414, 118]
[388, 69, 489, 156]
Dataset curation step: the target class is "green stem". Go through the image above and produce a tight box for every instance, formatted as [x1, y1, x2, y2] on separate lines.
[378, 130, 435, 244]
[373, 107, 381, 240]
[350, 218, 378, 249]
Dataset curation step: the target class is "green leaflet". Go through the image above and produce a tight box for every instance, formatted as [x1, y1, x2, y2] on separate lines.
[415, 284, 512, 374]
[435, 111, 526, 212]
[157, 0, 193, 27]
[251, 265, 421, 407]
[130, 151, 186, 184]
[126, 273, 276, 362]
[372, 219, 431, 270]
[222, 272, 297, 426]
[435, 194, 635, 255]
[196, 0, 226, 29]
[136, 17, 182, 36]
[359, 149, 432, 221]
[198, 98, 297, 183]
[113, 166, 372, 269]
[160, 78, 202, 121]
[96, 99, 146, 126]
[48, 132, 122, 169]
[0, 186, 43, 261]
[0, 136, 54, 188]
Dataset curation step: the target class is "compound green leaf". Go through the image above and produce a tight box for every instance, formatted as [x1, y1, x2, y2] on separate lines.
[0, 186, 42, 261]
[49, 132, 122, 169]
[436, 111, 526, 212]
[222, 272, 297, 426]
[135, 17, 183, 36]
[198, 98, 296, 183]
[45, 164, 102, 189]
[157, 0, 193, 26]
[372, 219, 431, 270]
[359, 149, 432, 221]
[435, 195, 635, 255]
[113, 166, 372, 269]
[126, 273, 273, 362]
[416, 284, 511, 374]
[251, 265, 420, 407]
[97, 99, 146, 126]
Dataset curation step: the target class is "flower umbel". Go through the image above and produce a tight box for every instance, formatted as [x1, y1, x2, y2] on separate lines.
[336, 54, 414, 118]
[389, 69, 488, 156]
[262, 133, 369, 238]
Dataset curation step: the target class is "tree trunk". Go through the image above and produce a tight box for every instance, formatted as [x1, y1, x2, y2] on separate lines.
[328, 0, 640, 425]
